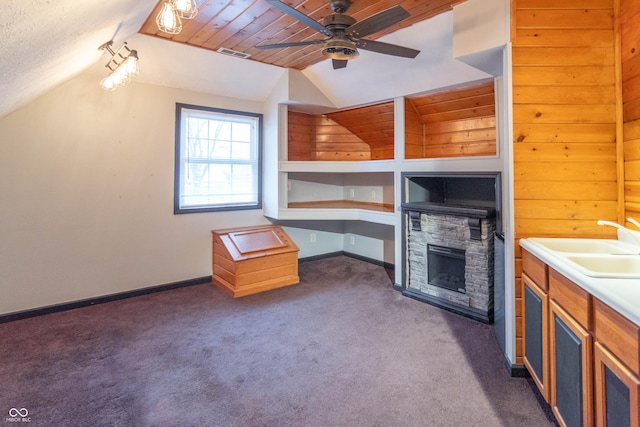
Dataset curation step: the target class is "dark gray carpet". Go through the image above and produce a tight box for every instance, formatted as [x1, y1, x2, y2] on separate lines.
[0, 256, 555, 426]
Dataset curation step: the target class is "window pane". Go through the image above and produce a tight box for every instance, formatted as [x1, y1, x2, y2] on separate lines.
[175, 104, 262, 213]
[231, 141, 251, 160]
[233, 122, 252, 142]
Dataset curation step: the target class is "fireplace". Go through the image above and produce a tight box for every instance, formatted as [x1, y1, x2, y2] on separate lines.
[427, 244, 466, 293]
[401, 172, 501, 324]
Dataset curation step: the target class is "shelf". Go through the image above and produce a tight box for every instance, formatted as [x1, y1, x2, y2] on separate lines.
[280, 160, 396, 173]
[288, 200, 394, 212]
[272, 207, 397, 225]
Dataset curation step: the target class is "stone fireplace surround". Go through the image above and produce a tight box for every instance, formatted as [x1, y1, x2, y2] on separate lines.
[402, 202, 496, 324]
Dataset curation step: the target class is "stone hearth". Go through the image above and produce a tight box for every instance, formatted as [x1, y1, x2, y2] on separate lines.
[403, 203, 496, 323]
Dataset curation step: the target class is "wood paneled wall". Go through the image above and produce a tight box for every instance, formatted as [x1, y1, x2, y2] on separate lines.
[622, 0, 640, 225]
[404, 99, 424, 158]
[288, 111, 316, 161]
[326, 102, 395, 160]
[287, 102, 394, 161]
[313, 115, 372, 161]
[512, 0, 618, 363]
[405, 81, 497, 159]
[288, 110, 371, 161]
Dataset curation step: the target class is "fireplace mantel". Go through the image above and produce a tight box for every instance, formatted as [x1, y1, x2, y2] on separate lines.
[401, 202, 495, 219]
[403, 203, 496, 240]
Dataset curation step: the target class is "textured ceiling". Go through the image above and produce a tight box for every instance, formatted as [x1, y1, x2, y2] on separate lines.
[0, 0, 157, 118]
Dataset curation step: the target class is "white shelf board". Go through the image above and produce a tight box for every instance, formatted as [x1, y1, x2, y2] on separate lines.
[280, 160, 396, 173]
[272, 208, 397, 226]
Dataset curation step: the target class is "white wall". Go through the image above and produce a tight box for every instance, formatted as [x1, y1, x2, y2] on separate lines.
[281, 224, 344, 259]
[0, 74, 270, 315]
[302, 12, 490, 109]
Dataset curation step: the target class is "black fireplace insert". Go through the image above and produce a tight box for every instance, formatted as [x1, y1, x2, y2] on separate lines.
[427, 244, 466, 293]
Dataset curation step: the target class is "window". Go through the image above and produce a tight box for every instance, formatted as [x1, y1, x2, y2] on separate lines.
[174, 103, 262, 214]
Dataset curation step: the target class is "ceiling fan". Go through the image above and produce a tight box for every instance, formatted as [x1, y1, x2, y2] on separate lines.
[256, 0, 420, 69]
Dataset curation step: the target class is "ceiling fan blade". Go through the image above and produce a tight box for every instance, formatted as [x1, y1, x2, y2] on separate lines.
[332, 59, 348, 69]
[356, 39, 420, 58]
[266, 0, 333, 36]
[346, 5, 410, 39]
[257, 39, 327, 50]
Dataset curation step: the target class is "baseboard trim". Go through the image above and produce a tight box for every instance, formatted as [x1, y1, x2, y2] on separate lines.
[298, 251, 345, 263]
[2, 253, 394, 324]
[507, 362, 530, 378]
[0, 276, 212, 324]
[402, 287, 493, 324]
[300, 251, 395, 271]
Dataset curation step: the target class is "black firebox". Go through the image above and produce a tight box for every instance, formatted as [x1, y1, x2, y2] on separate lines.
[427, 244, 466, 293]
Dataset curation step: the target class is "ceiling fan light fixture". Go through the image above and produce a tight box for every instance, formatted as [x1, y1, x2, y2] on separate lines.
[322, 39, 359, 60]
[156, 1, 182, 34]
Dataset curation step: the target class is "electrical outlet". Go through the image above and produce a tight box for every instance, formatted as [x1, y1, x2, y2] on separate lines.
[349, 188, 355, 198]
[371, 190, 376, 199]
[350, 236, 355, 245]
[287, 180, 291, 191]
[310, 233, 316, 243]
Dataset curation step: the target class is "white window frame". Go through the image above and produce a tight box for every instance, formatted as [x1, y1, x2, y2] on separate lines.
[174, 103, 262, 214]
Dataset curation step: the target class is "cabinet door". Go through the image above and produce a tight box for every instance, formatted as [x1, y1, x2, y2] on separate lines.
[550, 300, 593, 427]
[523, 273, 549, 402]
[594, 342, 640, 427]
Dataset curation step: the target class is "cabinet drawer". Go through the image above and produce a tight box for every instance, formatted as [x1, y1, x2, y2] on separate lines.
[549, 268, 591, 332]
[522, 249, 548, 292]
[595, 298, 640, 375]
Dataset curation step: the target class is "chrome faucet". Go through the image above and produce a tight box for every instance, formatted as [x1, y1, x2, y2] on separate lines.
[597, 220, 640, 246]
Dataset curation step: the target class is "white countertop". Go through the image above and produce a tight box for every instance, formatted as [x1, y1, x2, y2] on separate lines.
[520, 238, 640, 327]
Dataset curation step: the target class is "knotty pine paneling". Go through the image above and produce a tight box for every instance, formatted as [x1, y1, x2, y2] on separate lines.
[326, 101, 394, 160]
[514, 200, 618, 220]
[287, 112, 379, 162]
[622, 0, 640, 224]
[512, 0, 618, 361]
[313, 116, 371, 161]
[288, 111, 315, 161]
[287, 102, 394, 162]
[405, 99, 424, 158]
[406, 81, 496, 159]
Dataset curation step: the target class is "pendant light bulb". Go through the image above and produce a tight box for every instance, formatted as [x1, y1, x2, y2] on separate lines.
[156, 1, 182, 34]
[173, 0, 199, 19]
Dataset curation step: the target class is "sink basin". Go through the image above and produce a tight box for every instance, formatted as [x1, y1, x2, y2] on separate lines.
[529, 238, 638, 255]
[563, 255, 640, 278]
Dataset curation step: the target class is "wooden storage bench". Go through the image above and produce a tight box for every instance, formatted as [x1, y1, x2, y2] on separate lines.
[211, 225, 299, 297]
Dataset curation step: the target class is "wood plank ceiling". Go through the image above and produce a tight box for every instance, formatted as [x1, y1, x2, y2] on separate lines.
[139, 0, 466, 70]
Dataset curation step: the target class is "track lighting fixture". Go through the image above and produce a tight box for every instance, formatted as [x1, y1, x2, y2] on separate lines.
[98, 41, 139, 91]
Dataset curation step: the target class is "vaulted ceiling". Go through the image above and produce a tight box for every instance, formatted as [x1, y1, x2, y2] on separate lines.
[140, 0, 467, 70]
[0, 0, 480, 120]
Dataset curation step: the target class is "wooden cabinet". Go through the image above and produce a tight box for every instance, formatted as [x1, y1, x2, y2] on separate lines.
[523, 274, 549, 401]
[593, 299, 640, 426]
[522, 249, 550, 401]
[548, 268, 594, 426]
[521, 249, 640, 426]
[212, 225, 299, 297]
[594, 342, 639, 426]
[549, 299, 593, 427]
[522, 249, 550, 402]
